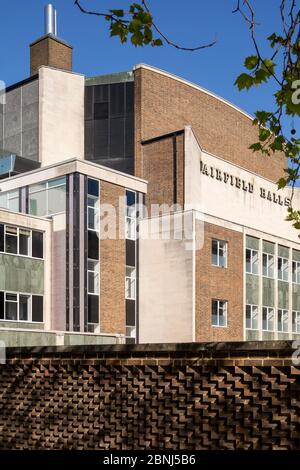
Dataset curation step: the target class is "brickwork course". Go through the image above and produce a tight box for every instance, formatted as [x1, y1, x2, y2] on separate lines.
[30, 35, 73, 76]
[0, 342, 299, 450]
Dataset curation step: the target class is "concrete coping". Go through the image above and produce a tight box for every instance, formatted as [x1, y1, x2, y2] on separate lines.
[2, 341, 299, 358]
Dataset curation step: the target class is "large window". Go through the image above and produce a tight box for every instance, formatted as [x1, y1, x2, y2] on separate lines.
[292, 260, 300, 284]
[262, 307, 274, 331]
[246, 304, 259, 330]
[0, 224, 43, 259]
[0, 190, 19, 212]
[262, 253, 274, 278]
[29, 177, 66, 217]
[292, 311, 300, 333]
[246, 248, 259, 274]
[278, 257, 289, 281]
[277, 309, 289, 332]
[212, 239, 227, 268]
[212, 299, 227, 327]
[125, 266, 136, 300]
[0, 292, 43, 323]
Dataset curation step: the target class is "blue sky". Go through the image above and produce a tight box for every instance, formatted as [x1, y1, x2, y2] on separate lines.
[0, 0, 288, 122]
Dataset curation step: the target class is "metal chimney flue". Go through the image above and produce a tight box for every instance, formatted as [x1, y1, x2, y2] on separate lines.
[45, 4, 57, 36]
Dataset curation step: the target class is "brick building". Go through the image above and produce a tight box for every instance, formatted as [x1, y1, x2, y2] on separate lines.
[0, 5, 299, 346]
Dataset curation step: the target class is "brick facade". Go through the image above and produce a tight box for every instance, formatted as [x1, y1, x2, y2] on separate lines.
[141, 132, 185, 210]
[196, 221, 244, 341]
[100, 181, 125, 335]
[0, 342, 299, 450]
[134, 66, 286, 183]
[30, 35, 73, 76]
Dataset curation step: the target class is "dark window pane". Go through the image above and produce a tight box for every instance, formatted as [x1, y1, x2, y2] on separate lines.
[0, 292, 4, 319]
[32, 231, 43, 258]
[94, 84, 108, 103]
[125, 82, 134, 115]
[32, 296, 43, 322]
[0, 225, 4, 252]
[94, 102, 109, 120]
[19, 295, 29, 321]
[85, 86, 94, 120]
[88, 295, 99, 323]
[94, 119, 109, 158]
[19, 232, 30, 256]
[88, 230, 99, 260]
[126, 300, 136, 326]
[126, 239, 136, 267]
[126, 191, 136, 207]
[6, 296, 17, 321]
[6, 234, 17, 254]
[87, 178, 99, 197]
[110, 118, 125, 157]
[110, 83, 125, 118]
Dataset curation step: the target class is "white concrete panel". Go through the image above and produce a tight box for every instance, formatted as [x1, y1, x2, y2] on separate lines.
[184, 126, 300, 244]
[39, 67, 85, 166]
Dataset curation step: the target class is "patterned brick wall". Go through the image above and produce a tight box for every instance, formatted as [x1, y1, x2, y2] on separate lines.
[0, 343, 299, 450]
[30, 36, 73, 76]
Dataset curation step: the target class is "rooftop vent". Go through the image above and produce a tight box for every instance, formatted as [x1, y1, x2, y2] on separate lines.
[45, 4, 57, 36]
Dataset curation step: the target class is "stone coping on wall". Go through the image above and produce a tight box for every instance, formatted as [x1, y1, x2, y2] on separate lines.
[3, 340, 299, 359]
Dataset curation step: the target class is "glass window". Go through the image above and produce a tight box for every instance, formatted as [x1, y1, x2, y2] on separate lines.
[88, 294, 99, 324]
[246, 304, 259, 330]
[125, 266, 136, 300]
[47, 185, 66, 216]
[277, 309, 288, 332]
[32, 296, 43, 323]
[32, 231, 43, 259]
[19, 295, 30, 322]
[262, 307, 274, 331]
[292, 261, 300, 284]
[29, 178, 66, 217]
[126, 216, 136, 240]
[5, 293, 18, 321]
[29, 190, 47, 217]
[19, 229, 31, 256]
[0, 224, 4, 252]
[262, 253, 274, 278]
[87, 197, 99, 231]
[292, 311, 300, 333]
[87, 259, 99, 294]
[0, 291, 4, 320]
[87, 178, 99, 198]
[212, 300, 227, 327]
[212, 239, 227, 268]
[88, 230, 99, 260]
[278, 257, 289, 281]
[5, 226, 18, 254]
[246, 248, 259, 274]
[0, 190, 19, 212]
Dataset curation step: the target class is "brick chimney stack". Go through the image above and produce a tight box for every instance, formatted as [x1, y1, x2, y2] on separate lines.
[29, 4, 73, 76]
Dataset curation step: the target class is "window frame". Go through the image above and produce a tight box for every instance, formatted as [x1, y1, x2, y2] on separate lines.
[278, 256, 289, 282]
[292, 310, 300, 333]
[211, 239, 228, 268]
[0, 224, 43, 260]
[262, 306, 275, 332]
[28, 177, 66, 217]
[245, 248, 259, 275]
[292, 260, 300, 284]
[0, 291, 44, 323]
[211, 299, 228, 328]
[262, 252, 275, 279]
[277, 309, 289, 333]
[125, 266, 136, 300]
[245, 304, 259, 330]
[87, 259, 100, 295]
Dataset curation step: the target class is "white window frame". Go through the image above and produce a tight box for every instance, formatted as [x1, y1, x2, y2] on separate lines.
[262, 306, 275, 332]
[245, 304, 259, 330]
[87, 259, 99, 295]
[212, 299, 228, 327]
[277, 309, 289, 333]
[1, 291, 43, 324]
[278, 257, 289, 282]
[0, 224, 44, 259]
[212, 239, 227, 268]
[246, 248, 259, 275]
[292, 260, 300, 284]
[29, 177, 66, 217]
[262, 252, 275, 279]
[0, 189, 20, 212]
[125, 266, 136, 300]
[292, 311, 300, 333]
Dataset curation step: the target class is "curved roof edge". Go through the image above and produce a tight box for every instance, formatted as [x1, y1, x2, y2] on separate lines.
[133, 63, 254, 122]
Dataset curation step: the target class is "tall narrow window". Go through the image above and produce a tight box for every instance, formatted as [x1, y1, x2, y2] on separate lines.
[5, 293, 18, 321]
[212, 300, 227, 327]
[278, 257, 289, 281]
[19, 295, 30, 322]
[246, 304, 259, 330]
[262, 307, 275, 331]
[246, 248, 259, 274]
[292, 261, 300, 284]
[19, 229, 31, 256]
[125, 266, 136, 300]
[87, 259, 99, 294]
[262, 253, 274, 278]
[212, 240, 227, 268]
[277, 309, 289, 332]
[292, 311, 300, 333]
[32, 231, 43, 259]
[126, 190, 136, 241]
